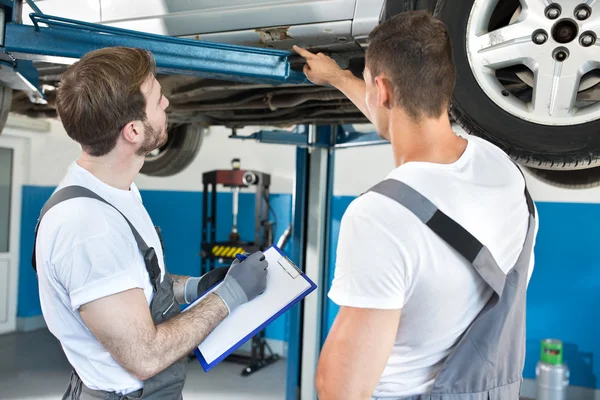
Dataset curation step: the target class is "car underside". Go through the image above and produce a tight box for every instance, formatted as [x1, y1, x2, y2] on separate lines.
[11, 59, 370, 128]
[6, 0, 600, 186]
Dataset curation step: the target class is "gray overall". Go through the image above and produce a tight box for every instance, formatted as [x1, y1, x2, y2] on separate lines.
[32, 186, 187, 399]
[367, 177, 536, 400]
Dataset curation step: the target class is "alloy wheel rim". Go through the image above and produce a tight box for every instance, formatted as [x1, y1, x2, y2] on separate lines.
[466, 0, 600, 126]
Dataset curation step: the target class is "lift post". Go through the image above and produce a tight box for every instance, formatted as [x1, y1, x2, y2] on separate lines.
[239, 124, 388, 400]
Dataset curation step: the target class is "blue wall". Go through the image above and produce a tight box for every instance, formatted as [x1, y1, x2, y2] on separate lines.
[324, 197, 600, 390]
[19, 185, 292, 342]
[18, 187, 600, 389]
[522, 202, 599, 389]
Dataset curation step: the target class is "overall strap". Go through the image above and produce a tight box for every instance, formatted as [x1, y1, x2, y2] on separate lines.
[516, 165, 536, 218]
[366, 179, 534, 297]
[31, 185, 153, 278]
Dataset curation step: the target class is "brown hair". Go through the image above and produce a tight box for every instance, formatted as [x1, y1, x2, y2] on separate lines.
[56, 47, 156, 156]
[365, 11, 456, 120]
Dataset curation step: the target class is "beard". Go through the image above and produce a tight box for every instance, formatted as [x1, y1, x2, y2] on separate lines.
[137, 119, 168, 156]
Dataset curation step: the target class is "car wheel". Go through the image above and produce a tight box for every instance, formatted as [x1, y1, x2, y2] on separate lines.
[527, 165, 600, 188]
[140, 123, 205, 177]
[434, 0, 600, 170]
[0, 85, 13, 133]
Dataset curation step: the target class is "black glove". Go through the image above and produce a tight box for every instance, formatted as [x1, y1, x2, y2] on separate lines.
[197, 266, 230, 294]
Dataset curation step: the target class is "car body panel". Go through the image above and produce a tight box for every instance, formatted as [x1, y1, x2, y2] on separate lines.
[22, 0, 383, 58]
[23, 0, 382, 38]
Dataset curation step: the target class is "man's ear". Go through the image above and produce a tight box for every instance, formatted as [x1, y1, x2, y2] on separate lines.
[375, 76, 394, 110]
[122, 121, 143, 145]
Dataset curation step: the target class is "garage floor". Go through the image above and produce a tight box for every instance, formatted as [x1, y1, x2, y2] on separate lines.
[0, 329, 286, 400]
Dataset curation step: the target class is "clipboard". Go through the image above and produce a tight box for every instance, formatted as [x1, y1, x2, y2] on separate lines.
[183, 245, 317, 372]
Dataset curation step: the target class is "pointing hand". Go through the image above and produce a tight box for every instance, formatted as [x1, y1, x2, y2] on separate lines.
[293, 45, 346, 87]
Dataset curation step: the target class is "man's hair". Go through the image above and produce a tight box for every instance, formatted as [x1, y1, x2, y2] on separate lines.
[365, 11, 456, 120]
[56, 47, 157, 156]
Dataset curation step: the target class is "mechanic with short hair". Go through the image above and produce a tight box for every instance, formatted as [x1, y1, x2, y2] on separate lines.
[294, 10, 538, 400]
[32, 46, 269, 399]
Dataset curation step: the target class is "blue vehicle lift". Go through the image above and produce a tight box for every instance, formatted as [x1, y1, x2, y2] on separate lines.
[1, 1, 388, 399]
[0, 0, 307, 104]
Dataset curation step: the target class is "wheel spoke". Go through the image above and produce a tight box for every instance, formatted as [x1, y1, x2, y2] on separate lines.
[586, 16, 600, 34]
[471, 22, 536, 69]
[531, 59, 582, 118]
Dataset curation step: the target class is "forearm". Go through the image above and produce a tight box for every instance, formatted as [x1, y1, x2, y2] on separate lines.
[316, 359, 373, 400]
[170, 274, 190, 304]
[137, 292, 229, 379]
[332, 71, 372, 123]
[94, 255, 265, 381]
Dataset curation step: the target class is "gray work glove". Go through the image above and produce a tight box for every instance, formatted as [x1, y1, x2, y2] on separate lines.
[213, 251, 268, 313]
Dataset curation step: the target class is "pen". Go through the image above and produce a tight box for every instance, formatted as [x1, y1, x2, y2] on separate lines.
[235, 253, 248, 262]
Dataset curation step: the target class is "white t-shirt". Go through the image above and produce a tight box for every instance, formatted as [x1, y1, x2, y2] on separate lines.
[328, 134, 538, 398]
[35, 161, 166, 395]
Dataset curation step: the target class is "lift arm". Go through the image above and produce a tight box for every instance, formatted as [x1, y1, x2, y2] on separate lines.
[230, 124, 388, 148]
[0, 0, 307, 103]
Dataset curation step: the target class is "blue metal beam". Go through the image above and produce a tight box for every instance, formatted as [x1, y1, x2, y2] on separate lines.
[335, 126, 389, 148]
[3, 11, 307, 85]
[229, 126, 333, 148]
[22, 0, 40, 14]
[232, 125, 389, 148]
[230, 130, 311, 147]
[0, 59, 45, 103]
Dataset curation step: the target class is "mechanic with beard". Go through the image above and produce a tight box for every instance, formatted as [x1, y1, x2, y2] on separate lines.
[32, 47, 269, 399]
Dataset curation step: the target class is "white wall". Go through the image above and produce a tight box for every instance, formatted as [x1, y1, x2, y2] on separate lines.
[6, 113, 600, 203]
[4, 114, 296, 194]
[523, 168, 600, 203]
[133, 126, 297, 194]
[333, 143, 395, 197]
[333, 124, 600, 202]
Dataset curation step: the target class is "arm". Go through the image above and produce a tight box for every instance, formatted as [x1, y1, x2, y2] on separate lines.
[293, 45, 373, 123]
[316, 306, 401, 400]
[331, 71, 372, 124]
[318, 199, 415, 398]
[80, 289, 227, 381]
[80, 251, 268, 381]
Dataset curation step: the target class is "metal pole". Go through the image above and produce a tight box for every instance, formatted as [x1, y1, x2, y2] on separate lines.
[13, 1, 23, 25]
[285, 145, 309, 400]
[320, 140, 336, 349]
[210, 183, 217, 271]
[201, 182, 208, 275]
[300, 125, 334, 400]
[232, 186, 239, 235]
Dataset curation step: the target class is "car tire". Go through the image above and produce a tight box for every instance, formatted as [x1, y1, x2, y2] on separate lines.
[434, 0, 600, 170]
[527, 166, 600, 189]
[140, 123, 205, 177]
[0, 85, 13, 134]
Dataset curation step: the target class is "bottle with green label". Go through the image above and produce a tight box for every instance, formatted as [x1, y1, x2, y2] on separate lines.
[536, 339, 569, 400]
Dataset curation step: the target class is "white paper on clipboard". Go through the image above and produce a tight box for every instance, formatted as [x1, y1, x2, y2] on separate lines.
[185, 246, 314, 367]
